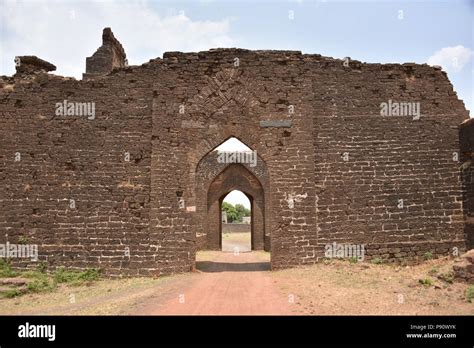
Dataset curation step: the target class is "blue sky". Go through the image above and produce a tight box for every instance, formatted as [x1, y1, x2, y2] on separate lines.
[1, 0, 472, 112]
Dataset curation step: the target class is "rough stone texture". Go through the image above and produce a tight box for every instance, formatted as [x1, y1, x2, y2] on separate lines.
[83, 28, 127, 79]
[460, 119, 473, 249]
[14, 56, 56, 75]
[453, 249, 474, 284]
[0, 28, 471, 276]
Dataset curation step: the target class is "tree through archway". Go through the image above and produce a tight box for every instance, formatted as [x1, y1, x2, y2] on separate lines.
[221, 190, 252, 252]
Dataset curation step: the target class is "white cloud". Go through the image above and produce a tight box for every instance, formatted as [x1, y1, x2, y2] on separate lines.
[0, 0, 235, 78]
[427, 45, 473, 73]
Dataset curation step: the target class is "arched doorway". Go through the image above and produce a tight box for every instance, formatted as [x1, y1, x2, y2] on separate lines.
[206, 164, 265, 251]
[221, 190, 251, 252]
[194, 137, 271, 254]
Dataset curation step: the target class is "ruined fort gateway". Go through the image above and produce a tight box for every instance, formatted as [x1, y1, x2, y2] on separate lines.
[0, 28, 471, 276]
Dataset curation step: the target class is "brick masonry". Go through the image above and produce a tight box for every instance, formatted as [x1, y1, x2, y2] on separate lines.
[0, 28, 472, 276]
[460, 118, 473, 250]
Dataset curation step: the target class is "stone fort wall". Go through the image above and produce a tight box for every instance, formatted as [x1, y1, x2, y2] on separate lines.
[0, 28, 471, 276]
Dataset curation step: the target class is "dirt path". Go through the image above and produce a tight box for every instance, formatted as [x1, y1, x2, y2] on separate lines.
[133, 251, 296, 315]
[1, 250, 472, 315]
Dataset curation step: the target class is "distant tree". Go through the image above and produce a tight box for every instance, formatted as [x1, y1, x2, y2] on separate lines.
[222, 201, 238, 223]
[235, 204, 250, 222]
[222, 202, 250, 223]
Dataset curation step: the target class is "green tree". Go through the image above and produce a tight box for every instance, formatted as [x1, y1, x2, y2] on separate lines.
[235, 204, 250, 222]
[222, 201, 238, 223]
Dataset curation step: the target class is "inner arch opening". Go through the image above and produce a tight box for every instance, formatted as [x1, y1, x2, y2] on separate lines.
[221, 190, 251, 252]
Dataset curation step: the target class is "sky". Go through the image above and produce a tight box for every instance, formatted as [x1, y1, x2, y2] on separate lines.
[0, 0, 472, 208]
[0, 0, 472, 112]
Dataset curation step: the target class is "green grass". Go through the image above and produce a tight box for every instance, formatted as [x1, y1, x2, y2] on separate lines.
[371, 257, 383, 264]
[53, 267, 101, 286]
[27, 275, 55, 293]
[18, 236, 29, 245]
[0, 264, 102, 298]
[348, 256, 359, 264]
[22, 270, 47, 279]
[423, 251, 434, 261]
[1, 289, 22, 298]
[419, 277, 434, 287]
[437, 272, 454, 284]
[466, 285, 474, 303]
[36, 262, 47, 274]
[0, 259, 18, 278]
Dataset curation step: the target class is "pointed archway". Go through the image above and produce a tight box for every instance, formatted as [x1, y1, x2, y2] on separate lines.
[194, 137, 271, 254]
[221, 190, 252, 252]
[207, 164, 265, 250]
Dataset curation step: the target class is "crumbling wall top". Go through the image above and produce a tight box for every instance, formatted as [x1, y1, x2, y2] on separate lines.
[460, 118, 474, 154]
[15, 55, 56, 75]
[83, 27, 127, 79]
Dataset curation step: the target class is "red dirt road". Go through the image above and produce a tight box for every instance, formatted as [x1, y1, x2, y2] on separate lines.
[140, 251, 296, 315]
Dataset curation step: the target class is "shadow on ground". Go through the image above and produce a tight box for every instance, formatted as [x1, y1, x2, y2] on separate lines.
[196, 261, 271, 272]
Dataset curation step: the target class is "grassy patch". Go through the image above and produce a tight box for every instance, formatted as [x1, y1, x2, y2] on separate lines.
[27, 275, 55, 293]
[53, 267, 101, 286]
[437, 272, 454, 284]
[36, 262, 47, 274]
[423, 251, 434, 261]
[0, 266, 102, 298]
[466, 285, 474, 303]
[0, 259, 18, 278]
[348, 257, 359, 264]
[18, 236, 29, 245]
[2, 289, 22, 298]
[22, 270, 47, 279]
[419, 278, 434, 287]
[371, 257, 383, 265]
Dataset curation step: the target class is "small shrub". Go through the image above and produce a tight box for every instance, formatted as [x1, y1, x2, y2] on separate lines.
[371, 257, 383, 264]
[18, 236, 29, 245]
[348, 256, 358, 264]
[428, 267, 439, 276]
[466, 285, 474, 303]
[22, 270, 46, 279]
[423, 251, 433, 261]
[53, 267, 77, 284]
[438, 272, 454, 284]
[419, 278, 434, 287]
[36, 262, 47, 274]
[0, 259, 17, 278]
[2, 289, 22, 298]
[78, 268, 101, 282]
[53, 267, 101, 286]
[27, 276, 55, 293]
